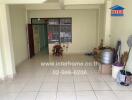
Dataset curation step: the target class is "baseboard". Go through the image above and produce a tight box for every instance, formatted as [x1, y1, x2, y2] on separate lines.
[49, 52, 86, 55]
[15, 57, 29, 67]
[0, 73, 16, 81]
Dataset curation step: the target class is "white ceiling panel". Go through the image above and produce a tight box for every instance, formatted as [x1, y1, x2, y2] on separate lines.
[0, 0, 47, 4]
[64, 0, 105, 5]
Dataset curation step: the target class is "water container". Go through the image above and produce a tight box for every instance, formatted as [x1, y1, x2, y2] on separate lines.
[112, 64, 124, 79]
[101, 49, 113, 64]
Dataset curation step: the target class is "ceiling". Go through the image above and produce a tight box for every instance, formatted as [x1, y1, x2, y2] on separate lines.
[2, 0, 105, 10]
[64, 0, 105, 5]
[0, 0, 47, 4]
[46, 0, 106, 5]
[25, 0, 105, 10]
[0, 0, 105, 4]
[26, 4, 102, 10]
[45, 0, 59, 3]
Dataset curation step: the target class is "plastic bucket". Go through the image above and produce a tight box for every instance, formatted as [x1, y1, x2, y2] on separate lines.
[112, 65, 124, 79]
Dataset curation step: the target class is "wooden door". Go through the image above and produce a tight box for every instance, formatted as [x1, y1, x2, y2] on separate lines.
[28, 24, 35, 58]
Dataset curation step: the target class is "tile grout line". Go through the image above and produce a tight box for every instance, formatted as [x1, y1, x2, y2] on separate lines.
[104, 79, 124, 100]
[2, 55, 132, 100]
[34, 66, 48, 100]
[72, 66, 78, 100]
[14, 77, 32, 100]
[86, 71, 99, 100]
[55, 67, 61, 100]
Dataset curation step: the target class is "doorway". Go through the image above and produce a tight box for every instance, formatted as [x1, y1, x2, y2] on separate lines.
[32, 24, 48, 54]
[28, 18, 49, 58]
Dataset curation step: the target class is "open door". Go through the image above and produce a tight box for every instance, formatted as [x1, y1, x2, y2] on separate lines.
[32, 24, 49, 54]
[43, 24, 49, 53]
[28, 24, 35, 58]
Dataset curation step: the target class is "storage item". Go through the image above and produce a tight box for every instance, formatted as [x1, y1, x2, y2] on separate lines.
[99, 64, 112, 74]
[121, 52, 128, 66]
[113, 41, 121, 63]
[127, 35, 132, 47]
[101, 49, 113, 64]
[117, 70, 132, 86]
[112, 65, 124, 79]
[117, 70, 126, 83]
[116, 35, 132, 86]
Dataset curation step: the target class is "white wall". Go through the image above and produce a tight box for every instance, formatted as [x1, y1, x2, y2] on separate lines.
[9, 5, 28, 66]
[98, 5, 105, 44]
[28, 9, 98, 53]
[104, 0, 112, 46]
[111, 0, 132, 72]
[0, 4, 16, 78]
[0, 21, 5, 80]
[0, 48, 5, 80]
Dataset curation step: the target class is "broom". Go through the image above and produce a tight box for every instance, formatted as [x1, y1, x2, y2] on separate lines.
[120, 35, 132, 86]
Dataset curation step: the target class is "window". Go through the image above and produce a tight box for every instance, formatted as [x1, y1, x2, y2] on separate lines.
[31, 18, 72, 44]
[48, 18, 72, 43]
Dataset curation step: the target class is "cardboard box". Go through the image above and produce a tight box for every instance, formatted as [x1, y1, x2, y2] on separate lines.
[99, 64, 112, 74]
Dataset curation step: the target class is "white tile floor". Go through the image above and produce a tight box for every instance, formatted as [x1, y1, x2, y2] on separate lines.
[0, 53, 132, 100]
